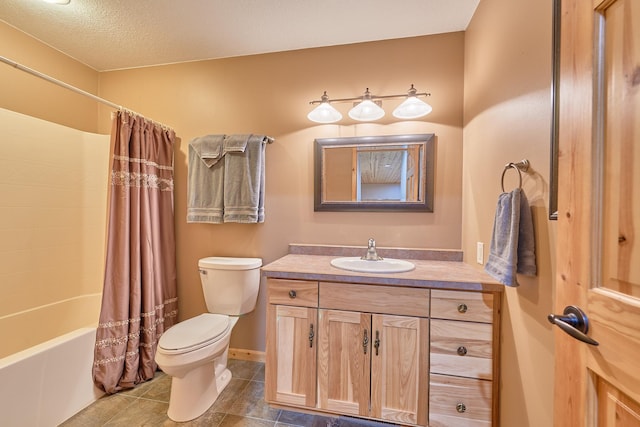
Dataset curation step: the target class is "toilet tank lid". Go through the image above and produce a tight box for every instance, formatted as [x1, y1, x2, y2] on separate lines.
[198, 257, 262, 270]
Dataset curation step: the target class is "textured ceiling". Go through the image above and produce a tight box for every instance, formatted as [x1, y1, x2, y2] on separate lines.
[0, 0, 480, 71]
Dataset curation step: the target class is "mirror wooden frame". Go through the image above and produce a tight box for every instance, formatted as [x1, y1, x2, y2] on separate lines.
[314, 134, 435, 212]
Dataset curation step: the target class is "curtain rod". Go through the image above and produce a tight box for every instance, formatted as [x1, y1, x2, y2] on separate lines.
[0, 55, 173, 131]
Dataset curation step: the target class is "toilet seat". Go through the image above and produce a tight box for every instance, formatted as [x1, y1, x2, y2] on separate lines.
[158, 313, 230, 355]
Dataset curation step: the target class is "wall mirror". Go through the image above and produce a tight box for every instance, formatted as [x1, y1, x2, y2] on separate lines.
[314, 134, 435, 212]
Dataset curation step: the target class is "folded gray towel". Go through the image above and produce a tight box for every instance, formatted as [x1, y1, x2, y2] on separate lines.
[223, 134, 267, 223]
[186, 135, 226, 223]
[484, 188, 536, 286]
[191, 134, 225, 167]
[223, 134, 250, 154]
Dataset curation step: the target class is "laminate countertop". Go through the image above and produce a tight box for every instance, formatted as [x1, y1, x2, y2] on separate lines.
[262, 252, 504, 293]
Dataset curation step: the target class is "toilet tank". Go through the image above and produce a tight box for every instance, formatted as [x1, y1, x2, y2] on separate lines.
[198, 257, 262, 315]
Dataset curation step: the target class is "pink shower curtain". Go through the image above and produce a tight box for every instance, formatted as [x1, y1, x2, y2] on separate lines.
[93, 111, 178, 393]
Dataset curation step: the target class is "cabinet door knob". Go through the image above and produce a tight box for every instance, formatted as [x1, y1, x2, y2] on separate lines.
[457, 346, 468, 356]
[457, 303, 468, 313]
[289, 290, 297, 298]
[456, 403, 466, 413]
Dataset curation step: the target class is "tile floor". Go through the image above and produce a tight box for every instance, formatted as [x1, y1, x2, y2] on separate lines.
[60, 359, 395, 427]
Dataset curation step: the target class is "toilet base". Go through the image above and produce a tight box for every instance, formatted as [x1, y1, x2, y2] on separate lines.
[166, 361, 232, 422]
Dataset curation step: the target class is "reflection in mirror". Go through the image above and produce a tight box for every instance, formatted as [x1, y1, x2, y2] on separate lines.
[314, 134, 434, 212]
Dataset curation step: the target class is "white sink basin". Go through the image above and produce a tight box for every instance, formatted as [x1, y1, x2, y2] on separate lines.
[330, 257, 415, 274]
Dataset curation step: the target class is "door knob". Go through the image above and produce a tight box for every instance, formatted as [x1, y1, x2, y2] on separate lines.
[548, 305, 599, 346]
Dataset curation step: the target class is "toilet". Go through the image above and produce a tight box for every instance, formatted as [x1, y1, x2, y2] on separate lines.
[155, 256, 262, 422]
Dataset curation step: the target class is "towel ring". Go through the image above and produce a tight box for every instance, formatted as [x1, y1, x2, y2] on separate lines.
[501, 159, 530, 192]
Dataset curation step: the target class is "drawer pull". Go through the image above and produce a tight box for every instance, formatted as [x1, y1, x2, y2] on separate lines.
[289, 290, 297, 299]
[456, 403, 466, 413]
[457, 303, 468, 313]
[457, 346, 468, 356]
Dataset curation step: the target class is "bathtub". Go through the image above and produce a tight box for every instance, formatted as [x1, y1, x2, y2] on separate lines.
[0, 327, 104, 426]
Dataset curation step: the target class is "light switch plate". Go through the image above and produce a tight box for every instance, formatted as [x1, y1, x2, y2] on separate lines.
[476, 242, 484, 265]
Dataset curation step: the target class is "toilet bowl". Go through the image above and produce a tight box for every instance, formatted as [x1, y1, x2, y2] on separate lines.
[154, 257, 262, 422]
[155, 314, 238, 422]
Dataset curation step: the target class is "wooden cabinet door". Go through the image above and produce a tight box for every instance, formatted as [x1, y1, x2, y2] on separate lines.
[370, 314, 429, 426]
[265, 304, 317, 408]
[317, 309, 371, 417]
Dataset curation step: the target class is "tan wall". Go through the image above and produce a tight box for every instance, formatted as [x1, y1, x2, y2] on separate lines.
[0, 23, 100, 133]
[463, 0, 555, 426]
[97, 33, 466, 352]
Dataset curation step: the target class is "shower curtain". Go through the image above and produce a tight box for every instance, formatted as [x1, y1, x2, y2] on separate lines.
[93, 111, 178, 394]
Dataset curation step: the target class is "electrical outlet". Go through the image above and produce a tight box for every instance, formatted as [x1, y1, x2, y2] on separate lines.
[476, 242, 484, 265]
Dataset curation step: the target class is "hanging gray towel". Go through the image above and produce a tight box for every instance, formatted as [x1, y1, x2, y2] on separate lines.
[223, 134, 267, 223]
[186, 134, 226, 223]
[484, 188, 537, 286]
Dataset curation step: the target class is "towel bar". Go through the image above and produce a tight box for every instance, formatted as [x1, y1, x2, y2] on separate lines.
[501, 159, 530, 192]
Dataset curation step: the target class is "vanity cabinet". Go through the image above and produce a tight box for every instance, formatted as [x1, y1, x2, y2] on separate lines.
[265, 279, 318, 407]
[429, 290, 499, 427]
[318, 282, 430, 426]
[265, 276, 501, 427]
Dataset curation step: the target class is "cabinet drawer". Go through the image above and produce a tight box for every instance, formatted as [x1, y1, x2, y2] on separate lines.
[430, 319, 493, 380]
[429, 374, 492, 427]
[319, 282, 429, 317]
[430, 290, 494, 323]
[268, 279, 318, 307]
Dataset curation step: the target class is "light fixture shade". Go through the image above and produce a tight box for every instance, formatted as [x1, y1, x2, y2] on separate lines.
[392, 96, 433, 119]
[348, 100, 385, 121]
[307, 102, 343, 123]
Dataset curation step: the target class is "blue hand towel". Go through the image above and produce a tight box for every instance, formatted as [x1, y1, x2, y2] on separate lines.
[484, 188, 537, 286]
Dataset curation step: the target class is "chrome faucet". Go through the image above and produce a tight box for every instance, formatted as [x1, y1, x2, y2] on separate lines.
[361, 238, 383, 261]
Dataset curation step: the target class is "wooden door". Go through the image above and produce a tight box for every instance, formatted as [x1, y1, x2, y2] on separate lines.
[265, 305, 317, 407]
[317, 309, 371, 417]
[370, 314, 429, 426]
[554, 0, 640, 425]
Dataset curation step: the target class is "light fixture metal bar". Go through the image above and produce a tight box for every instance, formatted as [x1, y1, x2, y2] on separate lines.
[309, 91, 430, 105]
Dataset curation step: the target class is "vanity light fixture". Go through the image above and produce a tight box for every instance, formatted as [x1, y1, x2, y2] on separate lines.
[42, 0, 71, 4]
[307, 85, 431, 123]
[392, 84, 433, 119]
[306, 91, 343, 123]
[348, 88, 385, 121]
